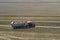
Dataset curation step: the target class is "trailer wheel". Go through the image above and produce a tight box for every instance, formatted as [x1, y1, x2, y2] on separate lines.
[33, 24, 35, 27]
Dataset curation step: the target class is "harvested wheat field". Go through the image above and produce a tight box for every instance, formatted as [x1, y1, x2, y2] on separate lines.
[0, 0, 60, 40]
[0, 25, 60, 40]
[0, 17, 59, 40]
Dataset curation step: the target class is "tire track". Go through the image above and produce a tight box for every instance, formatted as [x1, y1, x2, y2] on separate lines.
[0, 34, 60, 40]
[4, 34, 40, 39]
[0, 36, 11, 40]
[36, 26, 60, 28]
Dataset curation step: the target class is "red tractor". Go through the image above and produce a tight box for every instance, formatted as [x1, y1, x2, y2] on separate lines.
[11, 21, 35, 29]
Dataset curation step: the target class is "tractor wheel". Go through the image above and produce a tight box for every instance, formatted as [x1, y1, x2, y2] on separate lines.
[13, 26, 16, 29]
